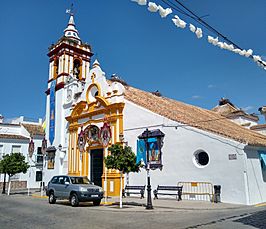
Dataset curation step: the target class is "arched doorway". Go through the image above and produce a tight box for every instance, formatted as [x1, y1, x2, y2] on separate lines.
[90, 148, 103, 187]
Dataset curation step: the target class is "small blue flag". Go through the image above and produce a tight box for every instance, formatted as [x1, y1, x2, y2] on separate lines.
[136, 139, 146, 165]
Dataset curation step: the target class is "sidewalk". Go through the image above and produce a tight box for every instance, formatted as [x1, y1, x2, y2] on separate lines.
[0, 188, 41, 196]
[34, 191, 249, 211]
[104, 196, 249, 212]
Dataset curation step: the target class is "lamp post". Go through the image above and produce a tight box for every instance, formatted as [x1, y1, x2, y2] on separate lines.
[40, 136, 47, 196]
[144, 129, 153, 210]
[119, 133, 129, 187]
[138, 128, 165, 210]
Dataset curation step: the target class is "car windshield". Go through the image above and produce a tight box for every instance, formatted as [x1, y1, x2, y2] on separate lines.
[70, 177, 90, 184]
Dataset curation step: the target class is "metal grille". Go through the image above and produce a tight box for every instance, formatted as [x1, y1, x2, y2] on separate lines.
[87, 188, 99, 192]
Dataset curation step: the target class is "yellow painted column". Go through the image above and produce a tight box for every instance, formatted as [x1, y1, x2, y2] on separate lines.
[82, 151, 88, 176]
[68, 131, 72, 174]
[85, 151, 89, 177]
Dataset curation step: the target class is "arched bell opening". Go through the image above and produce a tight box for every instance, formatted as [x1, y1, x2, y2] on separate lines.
[73, 59, 82, 80]
[53, 58, 59, 79]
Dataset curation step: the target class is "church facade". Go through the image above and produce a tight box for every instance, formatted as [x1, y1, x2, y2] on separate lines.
[43, 13, 266, 205]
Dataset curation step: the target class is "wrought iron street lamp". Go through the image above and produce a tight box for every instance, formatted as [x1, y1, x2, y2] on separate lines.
[27, 137, 35, 196]
[138, 128, 165, 210]
[40, 136, 47, 196]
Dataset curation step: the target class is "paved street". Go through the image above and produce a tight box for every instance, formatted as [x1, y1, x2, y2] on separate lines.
[0, 194, 265, 229]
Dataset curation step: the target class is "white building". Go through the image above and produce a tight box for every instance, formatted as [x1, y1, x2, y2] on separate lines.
[0, 116, 44, 191]
[212, 98, 259, 128]
[212, 99, 266, 136]
[250, 106, 266, 135]
[43, 13, 266, 205]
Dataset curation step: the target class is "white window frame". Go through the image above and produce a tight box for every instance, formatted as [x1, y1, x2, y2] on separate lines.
[11, 145, 21, 154]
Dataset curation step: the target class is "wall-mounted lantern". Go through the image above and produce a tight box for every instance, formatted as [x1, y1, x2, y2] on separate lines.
[41, 136, 47, 156]
[28, 138, 35, 158]
[78, 126, 86, 153]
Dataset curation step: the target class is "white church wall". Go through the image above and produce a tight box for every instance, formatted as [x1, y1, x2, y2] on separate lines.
[43, 88, 67, 185]
[124, 100, 250, 205]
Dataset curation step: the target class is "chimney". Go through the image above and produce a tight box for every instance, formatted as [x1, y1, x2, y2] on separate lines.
[0, 114, 3, 123]
[258, 106, 266, 122]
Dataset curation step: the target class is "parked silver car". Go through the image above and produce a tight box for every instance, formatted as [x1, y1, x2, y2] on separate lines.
[46, 175, 104, 207]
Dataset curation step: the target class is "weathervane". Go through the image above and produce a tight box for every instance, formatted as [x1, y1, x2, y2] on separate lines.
[66, 3, 74, 16]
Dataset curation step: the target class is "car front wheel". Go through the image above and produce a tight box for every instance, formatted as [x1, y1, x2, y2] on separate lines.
[93, 199, 101, 206]
[48, 192, 56, 204]
[70, 193, 79, 207]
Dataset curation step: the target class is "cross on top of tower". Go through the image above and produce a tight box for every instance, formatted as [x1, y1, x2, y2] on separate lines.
[64, 3, 81, 43]
[66, 3, 74, 16]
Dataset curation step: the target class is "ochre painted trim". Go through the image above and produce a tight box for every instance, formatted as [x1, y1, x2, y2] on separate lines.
[85, 83, 103, 104]
[67, 91, 125, 195]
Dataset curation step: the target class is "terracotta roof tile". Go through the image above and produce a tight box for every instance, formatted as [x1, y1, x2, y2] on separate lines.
[124, 86, 266, 147]
[22, 124, 44, 136]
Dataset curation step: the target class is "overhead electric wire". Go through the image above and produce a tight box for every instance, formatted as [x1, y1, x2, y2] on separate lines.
[160, 0, 192, 18]
[162, 0, 218, 35]
[172, 0, 240, 48]
[160, 0, 266, 68]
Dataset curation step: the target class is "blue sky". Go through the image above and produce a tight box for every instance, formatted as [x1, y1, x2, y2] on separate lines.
[1, 0, 266, 122]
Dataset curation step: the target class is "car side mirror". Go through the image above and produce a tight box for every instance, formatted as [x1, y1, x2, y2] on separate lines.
[65, 181, 70, 185]
[90, 182, 94, 185]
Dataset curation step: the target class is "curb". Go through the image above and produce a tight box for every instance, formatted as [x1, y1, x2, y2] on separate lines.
[31, 194, 48, 199]
[101, 201, 115, 206]
[255, 202, 266, 207]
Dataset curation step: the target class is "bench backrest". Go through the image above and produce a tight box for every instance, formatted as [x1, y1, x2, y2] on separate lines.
[157, 185, 182, 191]
[125, 185, 145, 190]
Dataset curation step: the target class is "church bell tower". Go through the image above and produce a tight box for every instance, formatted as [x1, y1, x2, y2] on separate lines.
[44, 10, 93, 178]
[47, 12, 93, 85]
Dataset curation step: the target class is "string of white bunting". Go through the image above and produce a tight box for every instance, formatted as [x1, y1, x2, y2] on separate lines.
[131, 0, 266, 71]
